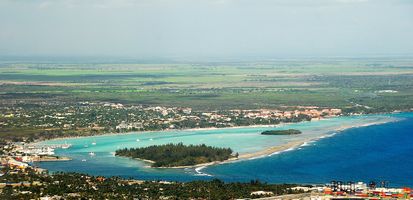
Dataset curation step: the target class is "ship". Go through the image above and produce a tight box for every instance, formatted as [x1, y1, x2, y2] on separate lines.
[61, 142, 72, 149]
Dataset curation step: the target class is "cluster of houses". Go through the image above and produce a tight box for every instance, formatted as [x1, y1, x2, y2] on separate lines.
[0, 155, 47, 177]
[0, 142, 69, 176]
[1, 101, 343, 137]
[245, 182, 413, 199]
[228, 107, 342, 120]
[115, 106, 342, 131]
[320, 181, 412, 199]
[294, 181, 413, 199]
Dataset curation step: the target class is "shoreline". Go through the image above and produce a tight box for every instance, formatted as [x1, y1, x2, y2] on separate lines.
[32, 113, 363, 145]
[32, 111, 405, 146]
[32, 156, 72, 162]
[32, 114, 401, 171]
[124, 117, 399, 169]
[31, 120, 300, 145]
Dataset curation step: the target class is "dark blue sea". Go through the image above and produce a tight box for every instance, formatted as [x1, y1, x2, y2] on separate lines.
[39, 112, 413, 187]
[206, 112, 413, 187]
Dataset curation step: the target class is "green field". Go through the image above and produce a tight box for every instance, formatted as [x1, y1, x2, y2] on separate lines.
[1, 57, 413, 111]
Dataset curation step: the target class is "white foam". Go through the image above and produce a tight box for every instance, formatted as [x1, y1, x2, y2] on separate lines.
[300, 142, 311, 147]
[283, 147, 296, 152]
[194, 166, 212, 177]
[268, 152, 280, 156]
[247, 155, 265, 160]
[325, 132, 337, 138]
[267, 147, 297, 157]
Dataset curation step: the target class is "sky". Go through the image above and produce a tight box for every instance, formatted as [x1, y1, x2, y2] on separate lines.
[0, 0, 412, 59]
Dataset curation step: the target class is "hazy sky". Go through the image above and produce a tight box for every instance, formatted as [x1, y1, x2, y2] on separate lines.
[0, 0, 412, 58]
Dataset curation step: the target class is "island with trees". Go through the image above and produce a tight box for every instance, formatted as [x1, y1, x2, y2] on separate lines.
[115, 143, 237, 167]
[261, 129, 302, 135]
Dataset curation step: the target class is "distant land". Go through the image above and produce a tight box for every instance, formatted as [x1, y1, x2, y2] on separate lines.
[1, 57, 413, 142]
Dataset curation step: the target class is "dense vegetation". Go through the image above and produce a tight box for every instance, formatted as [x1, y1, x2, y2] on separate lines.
[115, 143, 236, 167]
[261, 129, 302, 135]
[0, 168, 304, 199]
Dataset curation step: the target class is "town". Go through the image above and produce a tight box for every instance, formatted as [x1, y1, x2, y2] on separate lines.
[0, 101, 343, 182]
[0, 101, 342, 142]
[1, 158, 412, 199]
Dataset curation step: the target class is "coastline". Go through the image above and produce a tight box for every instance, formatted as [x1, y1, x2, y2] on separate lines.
[32, 114, 401, 171]
[161, 140, 310, 170]
[32, 115, 344, 145]
[31, 121, 289, 145]
[123, 117, 399, 169]
[32, 156, 72, 162]
[238, 118, 397, 160]
[32, 111, 404, 146]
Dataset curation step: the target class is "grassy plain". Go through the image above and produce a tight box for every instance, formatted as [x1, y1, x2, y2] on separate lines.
[1, 57, 413, 111]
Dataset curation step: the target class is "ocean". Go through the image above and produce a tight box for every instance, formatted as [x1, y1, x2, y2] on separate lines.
[37, 112, 413, 187]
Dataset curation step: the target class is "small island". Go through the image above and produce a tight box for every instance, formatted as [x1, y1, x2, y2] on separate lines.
[261, 129, 302, 135]
[115, 143, 237, 167]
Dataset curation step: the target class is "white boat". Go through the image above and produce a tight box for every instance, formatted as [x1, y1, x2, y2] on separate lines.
[149, 138, 153, 141]
[91, 142, 96, 145]
[136, 139, 140, 142]
[61, 144, 72, 149]
[89, 152, 95, 156]
[81, 159, 87, 162]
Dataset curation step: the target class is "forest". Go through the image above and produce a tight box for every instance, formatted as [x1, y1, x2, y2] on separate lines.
[115, 143, 236, 167]
[0, 167, 305, 199]
[261, 129, 302, 135]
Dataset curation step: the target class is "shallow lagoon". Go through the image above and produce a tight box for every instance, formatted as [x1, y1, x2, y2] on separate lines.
[37, 113, 403, 184]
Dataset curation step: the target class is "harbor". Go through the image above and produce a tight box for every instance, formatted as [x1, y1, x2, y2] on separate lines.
[1, 142, 72, 170]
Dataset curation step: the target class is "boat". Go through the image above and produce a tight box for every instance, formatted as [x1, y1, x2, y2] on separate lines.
[89, 152, 95, 156]
[81, 159, 87, 162]
[136, 139, 140, 142]
[60, 141, 72, 149]
[91, 141, 96, 145]
[149, 138, 153, 141]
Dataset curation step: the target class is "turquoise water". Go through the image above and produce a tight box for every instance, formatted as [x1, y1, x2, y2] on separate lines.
[38, 113, 411, 186]
[205, 112, 413, 187]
